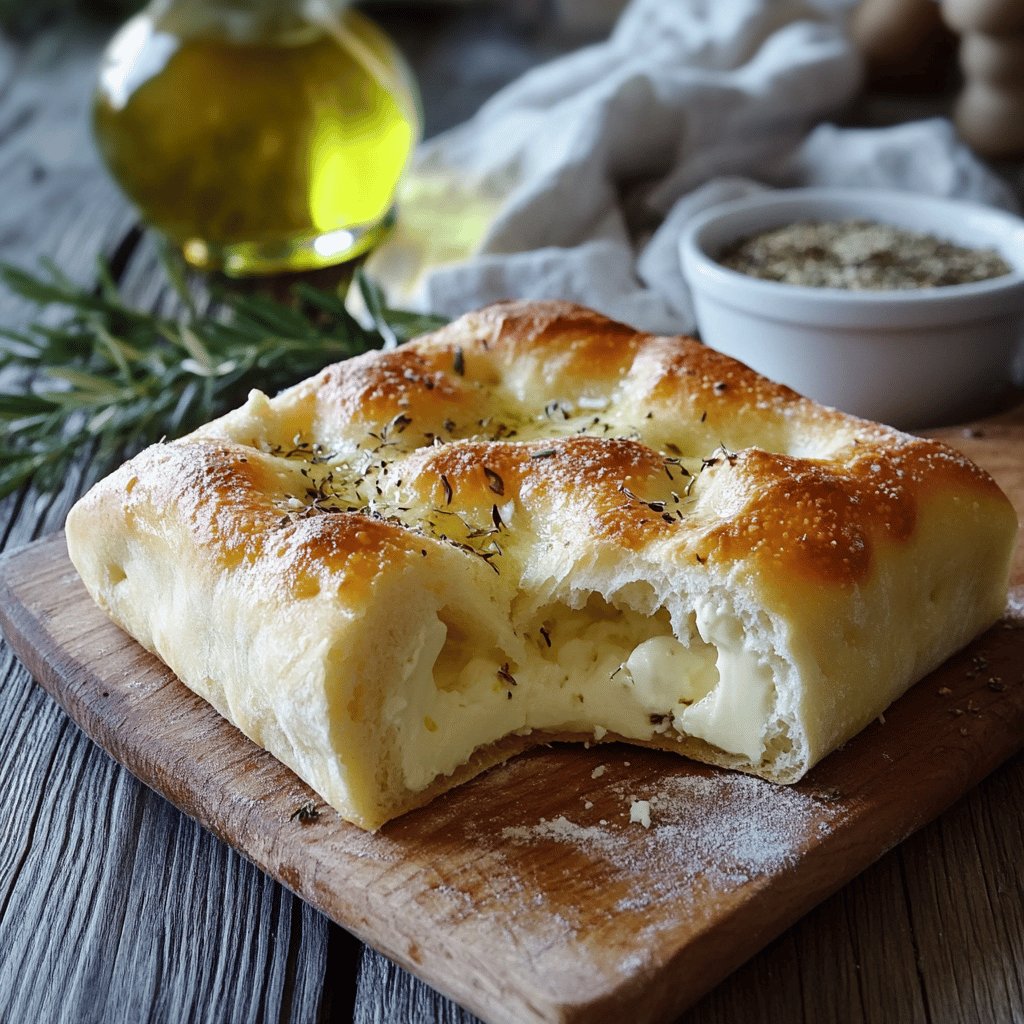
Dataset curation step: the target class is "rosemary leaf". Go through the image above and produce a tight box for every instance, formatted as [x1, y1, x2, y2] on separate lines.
[0, 260, 447, 501]
[354, 269, 445, 347]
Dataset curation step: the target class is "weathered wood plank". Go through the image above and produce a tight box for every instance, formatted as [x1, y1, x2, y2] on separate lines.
[676, 928, 806, 1024]
[0, 25, 134, 298]
[354, 948, 481, 1024]
[841, 854, 928, 1024]
[898, 755, 1024, 1024]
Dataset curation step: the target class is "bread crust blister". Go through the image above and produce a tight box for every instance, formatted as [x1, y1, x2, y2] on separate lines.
[66, 301, 1018, 829]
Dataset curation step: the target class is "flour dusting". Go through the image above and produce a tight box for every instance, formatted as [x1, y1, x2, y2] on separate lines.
[502, 815, 622, 856]
[499, 770, 842, 886]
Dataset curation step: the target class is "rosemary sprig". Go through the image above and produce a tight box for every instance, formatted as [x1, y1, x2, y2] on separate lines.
[0, 261, 446, 500]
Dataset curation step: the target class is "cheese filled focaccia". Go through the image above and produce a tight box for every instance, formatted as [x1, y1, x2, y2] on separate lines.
[66, 302, 1018, 830]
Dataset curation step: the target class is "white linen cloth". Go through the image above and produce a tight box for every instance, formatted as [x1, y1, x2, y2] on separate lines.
[365, 0, 1017, 334]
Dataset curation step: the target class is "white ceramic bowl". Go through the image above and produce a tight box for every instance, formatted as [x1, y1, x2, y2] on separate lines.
[680, 188, 1024, 429]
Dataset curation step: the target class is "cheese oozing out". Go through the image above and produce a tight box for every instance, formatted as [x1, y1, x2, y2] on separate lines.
[382, 594, 777, 792]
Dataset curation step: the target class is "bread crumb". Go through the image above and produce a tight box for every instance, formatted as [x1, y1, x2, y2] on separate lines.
[591, 765, 606, 779]
[593, 725, 607, 741]
[584, 800, 594, 810]
[630, 800, 652, 829]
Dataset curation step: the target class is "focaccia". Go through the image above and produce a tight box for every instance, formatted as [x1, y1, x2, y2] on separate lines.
[65, 301, 1018, 830]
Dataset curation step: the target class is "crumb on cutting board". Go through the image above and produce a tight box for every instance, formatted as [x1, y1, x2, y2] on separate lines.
[629, 799, 652, 829]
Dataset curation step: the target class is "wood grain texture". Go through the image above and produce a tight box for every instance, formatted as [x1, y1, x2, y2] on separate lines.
[1, 522, 1023, 1023]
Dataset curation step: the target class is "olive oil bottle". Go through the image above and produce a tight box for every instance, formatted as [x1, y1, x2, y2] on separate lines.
[94, 0, 421, 275]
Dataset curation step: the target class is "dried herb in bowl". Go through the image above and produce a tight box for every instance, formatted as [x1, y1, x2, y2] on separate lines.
[718, 219, 1012, 290]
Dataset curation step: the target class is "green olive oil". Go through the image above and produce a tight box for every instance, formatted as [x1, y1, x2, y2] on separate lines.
[94, 5, 420, 275]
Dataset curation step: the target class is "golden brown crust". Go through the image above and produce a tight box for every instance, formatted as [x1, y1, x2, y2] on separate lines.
[91, 440, 432, 607]
[160, 299, 1008, 593]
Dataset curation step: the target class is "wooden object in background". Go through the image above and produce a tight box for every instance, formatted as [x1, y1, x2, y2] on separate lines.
[850, 0, 956, 92]
[851, 0, 1024, 155]
[943, 0, 1024, 157]
[1, 413, 1022, 1024]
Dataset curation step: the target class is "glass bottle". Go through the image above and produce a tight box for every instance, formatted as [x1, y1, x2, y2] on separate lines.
[93, 0, 421, 275]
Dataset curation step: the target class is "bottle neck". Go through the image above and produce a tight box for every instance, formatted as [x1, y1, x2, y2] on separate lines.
[150, 0, 350, 44]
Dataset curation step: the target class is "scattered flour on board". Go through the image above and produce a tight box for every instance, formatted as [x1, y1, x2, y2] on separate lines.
[501, 815, 622, 857]
[499, 771, 843, 889]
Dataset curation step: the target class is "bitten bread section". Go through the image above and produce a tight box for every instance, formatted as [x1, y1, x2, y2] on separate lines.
[65, 301, 1018, 830]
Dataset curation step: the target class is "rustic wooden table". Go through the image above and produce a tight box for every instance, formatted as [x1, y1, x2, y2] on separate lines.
[0, 7, 1021, 1024]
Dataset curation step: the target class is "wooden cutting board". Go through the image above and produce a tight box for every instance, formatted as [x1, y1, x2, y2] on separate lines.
[1, 415, 1023, 1024]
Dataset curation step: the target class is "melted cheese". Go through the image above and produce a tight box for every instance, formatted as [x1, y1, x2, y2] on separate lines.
[677, 603, 774, 761]
[383, 596, 776, 791]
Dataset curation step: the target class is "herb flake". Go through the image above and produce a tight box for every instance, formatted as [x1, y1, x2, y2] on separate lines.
[483, 466, 505, 496]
